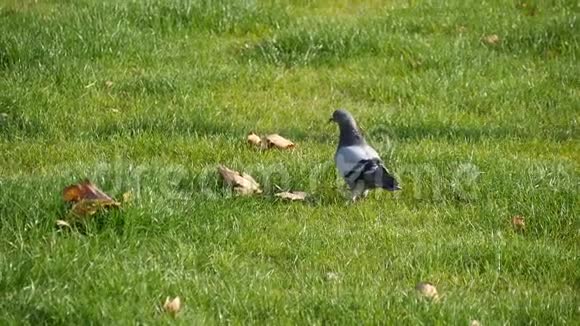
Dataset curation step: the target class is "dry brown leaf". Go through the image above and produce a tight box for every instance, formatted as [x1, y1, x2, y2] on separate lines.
[264, 134, 295, 149]
[415, 282, 440, 301]
[247, 132, 262, 147]
[218, 165, 262, 195]
[512, 215, 525, 232]
[275, 191, 307, 201]
[482, 34, 500, 45]
[163, 296, 181, 317]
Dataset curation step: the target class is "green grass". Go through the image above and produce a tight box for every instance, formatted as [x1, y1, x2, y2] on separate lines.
[0, 0, 579, 324]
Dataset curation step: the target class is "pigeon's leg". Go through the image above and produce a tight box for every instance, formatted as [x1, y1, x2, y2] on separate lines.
[350, 181, 366, 202]
[361, 189, 370, 198]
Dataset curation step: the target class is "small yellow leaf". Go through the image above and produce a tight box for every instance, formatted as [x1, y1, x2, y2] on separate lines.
[512, 215, 525, 232]
[275, 191, 307, 201]
[470, 320, 481, 326]
[325, 272, 341, 282]
[247, 132, 262, 147]
[482, 34, 500, 45]
[56, 220, 71, 228]
[163, 296, 181, 316]
[415, 282, 439, 301]
[122, 191, 133, 204]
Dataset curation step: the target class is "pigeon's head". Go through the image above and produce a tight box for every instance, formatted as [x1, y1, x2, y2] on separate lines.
[329, 109, 355, 125]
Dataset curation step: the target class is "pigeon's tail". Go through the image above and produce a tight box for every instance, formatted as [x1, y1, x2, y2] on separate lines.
[362, 161, 400, 191]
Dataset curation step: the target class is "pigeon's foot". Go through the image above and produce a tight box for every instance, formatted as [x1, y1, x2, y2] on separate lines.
[349, 182, 367, 203]
[350, 191, 370, 202]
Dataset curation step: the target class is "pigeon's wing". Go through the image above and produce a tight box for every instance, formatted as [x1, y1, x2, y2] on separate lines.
[335, 144, 381, 185]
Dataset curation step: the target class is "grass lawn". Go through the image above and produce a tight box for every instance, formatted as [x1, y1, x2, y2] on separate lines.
[0, 0, 578, 324]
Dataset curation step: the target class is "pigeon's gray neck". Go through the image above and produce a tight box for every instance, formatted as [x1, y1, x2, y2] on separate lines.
[338, 120, 364, 147]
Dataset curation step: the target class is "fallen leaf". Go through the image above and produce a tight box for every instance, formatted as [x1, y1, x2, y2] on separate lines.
[55, 219, 71, 228]
[275, 191, 307, 201]
[325, 272, 341, 282]
[105, 80, 114, 87]
[264, 134, 295, 149]
[217, 165, 262, 195]
[516, 2, 537, 16]
[512, 215, 525, 232]
[247, 132, 262, 147]
[70, 200, 113, 217]
[482, 34, 500, 45]
[62, 180, 120, 217]
[63, 179, 117, 204]
[122, 191, 133, 204]
[415, 282, 439, 301]
[470, 320, 481, 326]
[163, 296, 181, 317]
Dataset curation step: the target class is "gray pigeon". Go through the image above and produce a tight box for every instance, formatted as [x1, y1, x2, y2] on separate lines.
[330, 109, 400, 201]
